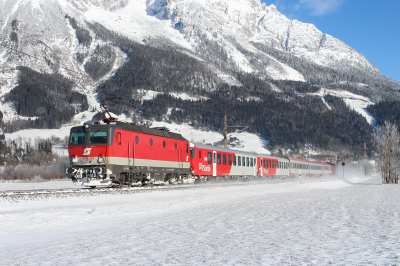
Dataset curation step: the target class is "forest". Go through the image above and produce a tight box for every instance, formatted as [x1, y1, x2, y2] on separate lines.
[368, 101, 400, 129]
[3, 66, 88, 132]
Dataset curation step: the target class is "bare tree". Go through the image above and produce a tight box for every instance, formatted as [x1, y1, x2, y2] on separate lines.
[373, 121, 400, 184]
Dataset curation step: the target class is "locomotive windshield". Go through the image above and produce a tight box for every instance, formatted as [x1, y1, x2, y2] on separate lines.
[70, 131, 86, 145]
[89, 130, 109, 144]
[69, 126, 113, 146]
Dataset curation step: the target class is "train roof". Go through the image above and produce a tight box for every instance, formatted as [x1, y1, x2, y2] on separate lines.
[192, 143, 289, 161]
[116, 122, 187, 141]
[71, 122, 187, 142]
[288, 157, 330, 165]
[192, 143, 257, 156]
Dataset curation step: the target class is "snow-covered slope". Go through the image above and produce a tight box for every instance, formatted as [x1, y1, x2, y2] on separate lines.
[310, 88, 377, 128]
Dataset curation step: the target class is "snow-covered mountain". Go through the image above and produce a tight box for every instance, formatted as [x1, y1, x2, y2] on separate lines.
[1, 0, 396, 96]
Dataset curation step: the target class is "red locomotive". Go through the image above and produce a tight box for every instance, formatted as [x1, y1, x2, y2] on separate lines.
[67, 121, 191, 187]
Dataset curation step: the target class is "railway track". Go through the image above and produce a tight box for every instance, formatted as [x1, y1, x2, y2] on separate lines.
[0, 175, 335, 203]
[0, 184, 203, 203]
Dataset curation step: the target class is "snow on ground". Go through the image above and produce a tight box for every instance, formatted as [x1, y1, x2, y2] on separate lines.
[0, 101, 39, 123]
[309, 88, 377, 128]
[237, 96, 263, 102]
[0, 179, 81, 190]
[136, 89, 163, 101]
[1, 165, 399, 265]
[294, 90, 304, 97]
[169, 92, 209, 101]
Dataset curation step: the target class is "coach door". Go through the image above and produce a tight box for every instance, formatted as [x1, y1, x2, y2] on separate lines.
[253, 157, 256, 176]
[213, 151, 217, 176]
[178, 149, 184, 169]
[128, 134, 134, 166]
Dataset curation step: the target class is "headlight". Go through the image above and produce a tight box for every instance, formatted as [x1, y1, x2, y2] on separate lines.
[71, 155, 78, 164]
[98, 155, 104, 163]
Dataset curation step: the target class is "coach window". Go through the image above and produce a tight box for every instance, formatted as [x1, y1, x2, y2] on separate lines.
[243, 157, 246, 167]
[163, 140, 166, 148]
[217, 153, 221, 165]
[263, 159, 266, 168]
[135, 136, 139, 144]
[250, 158, 253, 167]
[199, 150, 202, 159]
[228, 155, 232, 165]
[223, 154, 226, 165]
[117, 132, 121, 145]
[175, 143, 177, 149]
[150, 138, 153, 146]
[207, 152, 212, 164]
[186, 144, 189, 153]
[233, 156, 237, 166]
[213, 153, 216, 163]
[190, 148, 196, 159]
[238, 156, 241, 166]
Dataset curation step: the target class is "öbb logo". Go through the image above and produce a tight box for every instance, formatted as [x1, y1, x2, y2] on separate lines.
[83, 148, 92, 156]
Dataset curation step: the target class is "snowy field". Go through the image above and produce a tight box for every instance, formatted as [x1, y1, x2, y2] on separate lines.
[0, 179, 80, 191]
[1, 165, 399, 265]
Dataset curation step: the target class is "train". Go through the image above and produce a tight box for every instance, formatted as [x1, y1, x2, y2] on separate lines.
[66, 120, 335, 187]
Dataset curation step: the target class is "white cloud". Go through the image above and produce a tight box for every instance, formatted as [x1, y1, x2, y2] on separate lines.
[299, 0, 345, 15]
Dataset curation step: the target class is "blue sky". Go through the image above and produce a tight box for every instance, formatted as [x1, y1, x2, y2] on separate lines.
[261, 0, 400, 83]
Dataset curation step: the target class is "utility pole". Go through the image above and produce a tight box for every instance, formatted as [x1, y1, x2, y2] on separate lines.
[302, 146, 305, 160]
[364, 140, 367, 159]
[224, 115, 227, 148]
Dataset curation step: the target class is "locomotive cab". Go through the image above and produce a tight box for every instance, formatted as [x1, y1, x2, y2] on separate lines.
[67, 123, 116, 186]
